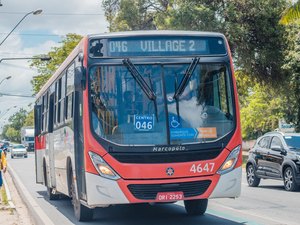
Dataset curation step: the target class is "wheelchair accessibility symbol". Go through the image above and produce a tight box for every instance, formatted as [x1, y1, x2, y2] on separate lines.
[170, 117, 180, 128]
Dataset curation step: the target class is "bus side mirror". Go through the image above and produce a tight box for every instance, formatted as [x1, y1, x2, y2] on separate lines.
[75, 66, 86, 90]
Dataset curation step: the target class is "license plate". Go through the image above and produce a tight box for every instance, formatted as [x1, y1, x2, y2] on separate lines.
[156, 192, 184, 201]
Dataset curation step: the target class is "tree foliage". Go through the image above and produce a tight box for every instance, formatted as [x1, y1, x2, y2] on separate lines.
[5, 127, 19, 143]
[280, 1, 300, 24]
[240, 84, 286, 139]
[103, 0, 288, 84]
[2, 108, 28, 142]
[282, 24, 300, 132]
[24, 110, 34, 127]
[102, 0, 169, 31]
[30, 33, 82, 94]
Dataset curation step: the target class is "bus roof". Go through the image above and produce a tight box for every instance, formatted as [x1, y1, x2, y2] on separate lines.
[87, 30, 226, 39]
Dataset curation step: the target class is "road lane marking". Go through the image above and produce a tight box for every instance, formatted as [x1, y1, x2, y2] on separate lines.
[209, 201, 292, 225]
[207, 209, 261, 225]
[177, 201, 262, 225]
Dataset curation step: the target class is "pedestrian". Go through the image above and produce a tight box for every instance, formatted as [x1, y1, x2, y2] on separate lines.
[0, 147, 7, 188]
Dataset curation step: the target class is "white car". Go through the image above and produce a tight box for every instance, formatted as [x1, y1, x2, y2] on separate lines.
[11, 144, 28, 158]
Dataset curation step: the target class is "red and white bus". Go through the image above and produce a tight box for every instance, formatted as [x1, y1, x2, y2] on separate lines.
[35, 31, 242, 221]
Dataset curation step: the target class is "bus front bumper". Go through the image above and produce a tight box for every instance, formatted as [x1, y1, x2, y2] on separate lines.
[84, 166, 242, 208]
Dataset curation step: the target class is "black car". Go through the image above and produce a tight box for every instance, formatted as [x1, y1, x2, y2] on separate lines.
[246, 131, 300, 191]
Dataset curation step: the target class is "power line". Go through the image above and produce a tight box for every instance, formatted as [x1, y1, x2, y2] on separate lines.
[0, 12, 104, 16]
[0, 32, 63, 37]
[0, 62, 38, 71]
[0, 92, 34, 98]
[0, 52, 49, 56]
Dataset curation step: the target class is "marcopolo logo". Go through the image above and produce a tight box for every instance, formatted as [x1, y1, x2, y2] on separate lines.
[152, 146, 186, 152]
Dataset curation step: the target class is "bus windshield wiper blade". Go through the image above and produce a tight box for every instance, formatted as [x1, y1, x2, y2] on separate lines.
[123, 58, 156, 101]
[174, 75, 180, 122]
[123, 58, 158, 121]
[173, 57, 200, 100]
[148, 74, 158, 122]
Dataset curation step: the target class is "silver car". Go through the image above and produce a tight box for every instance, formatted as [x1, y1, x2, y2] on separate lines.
[11, 144, 28, 158]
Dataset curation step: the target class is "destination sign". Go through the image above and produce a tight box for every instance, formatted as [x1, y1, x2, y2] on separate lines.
[89, 36, 227, 57]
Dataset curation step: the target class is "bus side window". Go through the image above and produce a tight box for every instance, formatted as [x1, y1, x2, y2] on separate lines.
[34, 104, 42, 136]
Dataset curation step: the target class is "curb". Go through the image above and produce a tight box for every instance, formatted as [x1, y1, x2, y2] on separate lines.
[7, 162, 55, 225]
[3, 175, 16, 210]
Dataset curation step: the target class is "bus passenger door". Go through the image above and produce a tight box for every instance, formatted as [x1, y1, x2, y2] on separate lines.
[34, 104, 44, 184]
[47, 93, 56, 188]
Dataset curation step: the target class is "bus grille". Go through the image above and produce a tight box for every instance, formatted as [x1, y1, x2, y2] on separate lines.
[127, 180, 211, 200]
[110, 149, 221, 164]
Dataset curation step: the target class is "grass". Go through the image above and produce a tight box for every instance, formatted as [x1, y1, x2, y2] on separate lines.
[1, 186, 8, 205]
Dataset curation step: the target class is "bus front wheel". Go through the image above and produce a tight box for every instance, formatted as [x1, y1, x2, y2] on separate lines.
[184, 199, 208, 216]
[70, 171, 93, 221]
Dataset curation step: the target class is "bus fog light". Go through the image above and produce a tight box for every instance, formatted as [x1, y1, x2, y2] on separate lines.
[88, 151, 120, 180]
[217, 145, 241, 175]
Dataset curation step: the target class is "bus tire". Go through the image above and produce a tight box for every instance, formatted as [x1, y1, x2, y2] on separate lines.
[184, 199, 208, 216]
[70, 169, 93, 221]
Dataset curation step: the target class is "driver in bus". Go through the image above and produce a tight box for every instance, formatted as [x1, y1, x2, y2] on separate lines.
[92, 97, 104, 137]
[123, 90, 136, 123]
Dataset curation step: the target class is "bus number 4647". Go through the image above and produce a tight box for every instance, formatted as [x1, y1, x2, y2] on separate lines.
[190, 163, 215, 174]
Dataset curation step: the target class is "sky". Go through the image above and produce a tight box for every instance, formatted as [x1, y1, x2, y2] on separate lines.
[0, 0, 108, 131]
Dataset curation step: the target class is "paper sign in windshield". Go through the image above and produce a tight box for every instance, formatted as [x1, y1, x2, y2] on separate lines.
[197, 127, 217, 138]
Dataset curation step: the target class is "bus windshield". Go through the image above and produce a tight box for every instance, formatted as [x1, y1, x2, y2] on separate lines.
[89, 62, 234, 145]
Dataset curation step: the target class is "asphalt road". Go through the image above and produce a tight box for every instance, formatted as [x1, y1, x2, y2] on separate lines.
[7, 152, 300, 225]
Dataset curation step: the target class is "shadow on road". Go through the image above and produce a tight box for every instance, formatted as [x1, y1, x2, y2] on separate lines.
[256, 185, 300, 192]
[37, 191, 248, 225]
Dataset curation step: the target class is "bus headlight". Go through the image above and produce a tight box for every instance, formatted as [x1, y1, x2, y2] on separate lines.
[217, 145, 241, 175]
[88, 151, 120, 180]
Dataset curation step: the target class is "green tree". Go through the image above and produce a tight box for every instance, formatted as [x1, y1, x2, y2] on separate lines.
[103, 0, 289, 84]
[235, 70, 256, 108]
[282, 24, 300, 132]
[1, 124, 10, 140]
[280, 1, 300, 24]
[30, 33, 82, 94]
[102, 0, 170, 31]
[5, 127, 19, 143]
[159, 0, 288, 83]
[8, 108, 28, 130]
[24, 110, 34, 127]
[3, 108, 29, 142]
[240, 84, 286, 139]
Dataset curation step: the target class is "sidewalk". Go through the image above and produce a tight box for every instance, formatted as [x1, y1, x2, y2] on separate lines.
[0, 170, 34, 225]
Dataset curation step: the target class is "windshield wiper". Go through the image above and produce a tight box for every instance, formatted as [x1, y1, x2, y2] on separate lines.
[173, 57, 200, 100]
[122, 58, 158, 121]
[172, 57, 199, 120]
[174, 74, 180, 122]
